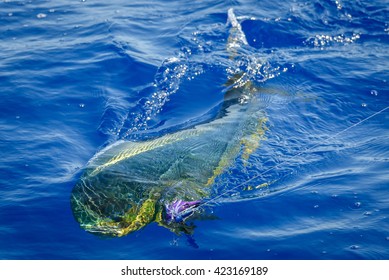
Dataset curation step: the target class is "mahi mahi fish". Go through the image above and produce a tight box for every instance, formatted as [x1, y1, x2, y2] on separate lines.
[71, 9, 268, 237]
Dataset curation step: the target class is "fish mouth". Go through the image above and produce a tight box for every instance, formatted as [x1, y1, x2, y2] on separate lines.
[163, 199, 202, 223]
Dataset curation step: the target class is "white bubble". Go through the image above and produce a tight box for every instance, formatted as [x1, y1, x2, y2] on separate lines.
[370, 90, 378, 96]
[335, 0, 342, 10]
[361, 103, 367, 107]
[79, 103, 85, 108]
[36, 13, 47, 19]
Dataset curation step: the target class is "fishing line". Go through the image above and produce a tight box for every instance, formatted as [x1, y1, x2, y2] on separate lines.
[194, 104, 389, 211]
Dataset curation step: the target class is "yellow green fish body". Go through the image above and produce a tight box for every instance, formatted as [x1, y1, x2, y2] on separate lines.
[71, 97, 267, 236]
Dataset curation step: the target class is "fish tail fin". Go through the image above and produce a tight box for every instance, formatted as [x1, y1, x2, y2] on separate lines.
[227, 8, 248, 52]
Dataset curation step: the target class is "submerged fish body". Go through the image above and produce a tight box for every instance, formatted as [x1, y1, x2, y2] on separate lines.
[71, 9, 268, 237]
[71, 99, 267, 236]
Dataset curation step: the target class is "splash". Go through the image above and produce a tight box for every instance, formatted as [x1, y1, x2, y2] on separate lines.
[119, 56, 194, 138]
[117, 10, 286, 140]
[304, 33, 360, 48]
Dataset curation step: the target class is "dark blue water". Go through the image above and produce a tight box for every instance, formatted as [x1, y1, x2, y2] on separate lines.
[1, 0, 388, 259]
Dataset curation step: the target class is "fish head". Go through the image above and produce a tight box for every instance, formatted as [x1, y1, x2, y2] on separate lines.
[70, 172, 161, 237]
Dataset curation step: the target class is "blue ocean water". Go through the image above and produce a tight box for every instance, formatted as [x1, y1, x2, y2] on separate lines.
[1, 0, 388, 260]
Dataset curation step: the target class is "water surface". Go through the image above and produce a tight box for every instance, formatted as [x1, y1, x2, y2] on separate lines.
[0, 0, 388, 259]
